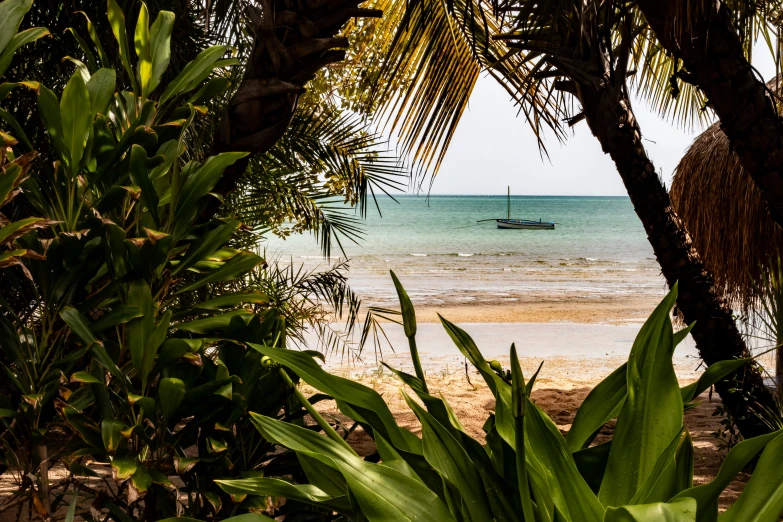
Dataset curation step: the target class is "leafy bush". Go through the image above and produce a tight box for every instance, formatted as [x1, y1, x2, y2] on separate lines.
[0, 1, 350, 519]
[217, 273, 783, 521]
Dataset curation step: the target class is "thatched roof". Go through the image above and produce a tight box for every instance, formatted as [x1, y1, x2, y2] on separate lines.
[671, 120, 783, 311]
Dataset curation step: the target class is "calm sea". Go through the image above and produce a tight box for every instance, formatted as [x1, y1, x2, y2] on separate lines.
[262, 195, 667, 306]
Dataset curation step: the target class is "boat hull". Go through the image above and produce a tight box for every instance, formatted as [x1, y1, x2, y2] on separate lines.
[496, 219, 555, 230]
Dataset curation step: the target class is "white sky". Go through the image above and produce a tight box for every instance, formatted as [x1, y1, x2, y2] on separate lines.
[423, 46, 777, 196]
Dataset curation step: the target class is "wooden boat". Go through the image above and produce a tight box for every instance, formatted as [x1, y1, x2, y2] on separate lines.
[496, 218, 555, 230]
[478, 187, 556, 230]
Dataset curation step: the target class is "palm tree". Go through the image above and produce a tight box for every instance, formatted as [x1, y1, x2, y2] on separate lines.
[636, 0, 783, 230]
[358, 0, 774, 436]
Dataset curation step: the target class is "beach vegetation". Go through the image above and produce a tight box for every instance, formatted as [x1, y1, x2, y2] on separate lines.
[0, 1, 376, 519]
[217, 272, 783, 521]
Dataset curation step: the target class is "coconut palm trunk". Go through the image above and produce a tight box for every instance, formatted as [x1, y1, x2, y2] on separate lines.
[210, 0, 382, 202]
[576, 75, 773, 437]
[637, 0, 783, 229]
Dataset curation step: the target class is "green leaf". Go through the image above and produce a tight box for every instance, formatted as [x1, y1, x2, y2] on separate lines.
[76, 11, 109, 67]
[158, 45, 231, 105]
[188, 291, 268, 310]
[107, 0, 137, 93]
[126, 281, 153, 380]
[148, 10, 175, 94]
[159, 377, 185, 423]
[101, 419, 124, 452]
[175, 251, 263, 295]
[60, 306, 97, 344]
[567, 363, 627, 452]
[524, 395, 605, 522]
[390, 269, 416, 337]
[141, 309, 171, 390]
[599, 285, 684, 507]
[175, 152, 248, 218]
[215, 477, 352, 515]
[172, 219, 241, 275]
[249, 413, 456, 522]
[86, 68, 116, 117]
[70, 371, 101, 384]
[60, 72, 92, 171]
[133, 2, 151, 98]
[65, 492, 79, 522]
[128, 144, 159, 225]
[38, 84, 66, 161]
[604, 497, 696, 521]
[403, 391, 494, 521]
[111, 457, 137, 481]
[0, 217, 47, 245]
[159, 515, 275, 522]
[0, 27, 50, 78]
[674, 430, 782, 522]
[249, 344, 421, 453]
[680, 359, 749, 404]
[175, 309, 253, 334]
[0, 0, 33, 56]
[90, 305, 143, 332]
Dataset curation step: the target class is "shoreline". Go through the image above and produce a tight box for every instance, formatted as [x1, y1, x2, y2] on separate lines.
[361, 294, 664, 324]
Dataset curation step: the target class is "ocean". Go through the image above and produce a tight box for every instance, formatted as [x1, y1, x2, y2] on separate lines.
[262, 195, 667, 308]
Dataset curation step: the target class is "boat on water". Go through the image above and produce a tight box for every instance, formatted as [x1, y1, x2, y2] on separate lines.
[478, 187, 556, 230]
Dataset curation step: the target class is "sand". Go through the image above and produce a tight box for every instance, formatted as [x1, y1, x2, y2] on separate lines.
[378, 295, 664, 324]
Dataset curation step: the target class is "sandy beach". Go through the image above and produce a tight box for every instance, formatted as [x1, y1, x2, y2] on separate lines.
[398, 294, 663, 324]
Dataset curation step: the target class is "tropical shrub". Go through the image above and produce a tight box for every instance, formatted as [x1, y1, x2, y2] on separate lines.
[0, 1, 353, 519]
[216, 273, 783, 522]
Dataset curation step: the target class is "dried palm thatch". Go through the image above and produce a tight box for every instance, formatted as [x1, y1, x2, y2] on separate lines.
[671, 103, 783, 312]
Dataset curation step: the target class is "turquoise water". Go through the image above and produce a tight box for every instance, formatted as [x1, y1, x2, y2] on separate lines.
[263, 195, 666, 306]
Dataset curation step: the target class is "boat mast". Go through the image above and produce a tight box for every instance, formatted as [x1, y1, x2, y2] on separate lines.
[507, 186, 510, 219]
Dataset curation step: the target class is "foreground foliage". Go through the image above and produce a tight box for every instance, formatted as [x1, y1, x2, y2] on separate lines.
[216, 274, 783, 521]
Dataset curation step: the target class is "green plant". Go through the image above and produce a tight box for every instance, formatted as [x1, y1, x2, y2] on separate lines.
[0, 2, 357, 519]
[215, 273, 783, 521]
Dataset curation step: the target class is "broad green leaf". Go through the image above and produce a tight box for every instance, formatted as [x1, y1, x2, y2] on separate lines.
[172, 219, 241, 275]
[629, 429, 684, 505]
[189, 291, 268, 310]
[158, 45, 231, 105]
[134, 2, 151, 98]
[0, 27, 50, 78]
[60, 72, 92, 171]
[128, 144, 159, 225]
[107, 0, 137, 93]
[60, 306, 97, 344]
[141, 309, 171, 390]
[175, 152, 248, 217]
[90, 305, 143, 332]
[566, 362, 627, 452]
[111, 457, 137, 481]
[63, 56, 91, 82]
[250, 414, 456, 522]
[403, 391, 494, 521]
[126, 281, 154, 378]
[37, 84, 66, 161]
[175, 252, 263, 295]
[604, 497, 696, 522]
[702, 431, 783, 522]
[524, 396, 604, 522]
[70, 371, 101, 384]
[680, 359, 749, 404]
[0, 0, 33, 56]
[86, 68, 116, 117]
[159, 515, 275, 522]
[130, 466, 152, 494]
[599, 286, 683, 507]
[175, 309, 252, 334]
[159, 377, 185, 423]
[0, 217, 47, 245]
[215, 477, 352, 515]
[249, 344, 421, 453]
[148, 10, 175, 93]
[101, 419, 124, 452]
[391, 269, 416, 337]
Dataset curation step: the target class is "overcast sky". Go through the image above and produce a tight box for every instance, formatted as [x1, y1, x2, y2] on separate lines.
[422, 47, 777, 196]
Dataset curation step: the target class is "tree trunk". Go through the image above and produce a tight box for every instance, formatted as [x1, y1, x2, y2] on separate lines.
[209, 0, 382, 206]
[577, 78, 774, 438]
[638, 0, 783, 229]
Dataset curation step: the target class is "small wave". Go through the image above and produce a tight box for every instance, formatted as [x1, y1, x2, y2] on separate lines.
[410, 253, 428, 257]
[458, 253, 474, 257]
[585, 257, 598, 261]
